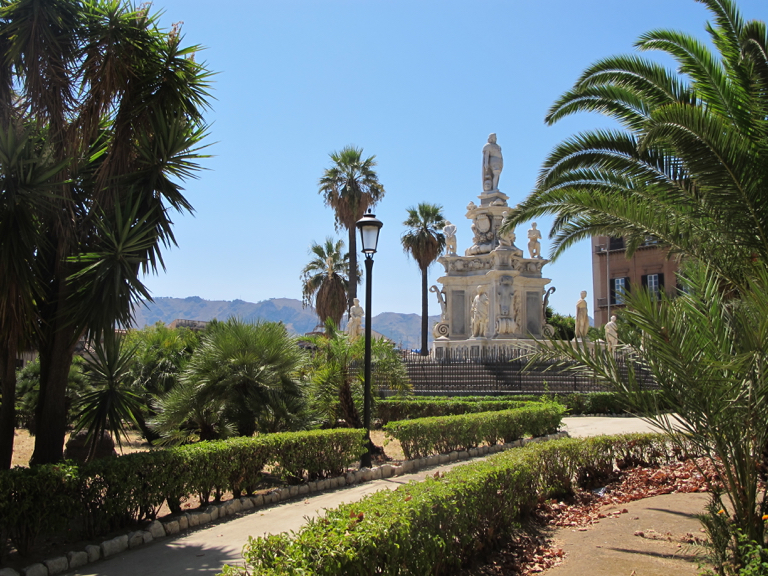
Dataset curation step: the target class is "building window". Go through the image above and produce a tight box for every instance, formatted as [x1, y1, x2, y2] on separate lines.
[611, 277, 629, 305]
[642, 273, 665, 300]
[608, 237, 625, 251]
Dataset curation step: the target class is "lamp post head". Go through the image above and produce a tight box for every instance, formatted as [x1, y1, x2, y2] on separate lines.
[356, 210, 383, 256]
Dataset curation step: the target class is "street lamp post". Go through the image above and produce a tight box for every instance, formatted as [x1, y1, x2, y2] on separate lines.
[355, 210, 383, 469]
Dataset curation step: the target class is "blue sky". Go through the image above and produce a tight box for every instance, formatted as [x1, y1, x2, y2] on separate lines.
[144, 0, 766, 321]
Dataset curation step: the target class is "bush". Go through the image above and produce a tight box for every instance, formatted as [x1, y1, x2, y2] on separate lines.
[377, 391, 669, 423]
[383, 404, 565, 459]
[0, 428, 365, 555]
[221, 433, 697, 575]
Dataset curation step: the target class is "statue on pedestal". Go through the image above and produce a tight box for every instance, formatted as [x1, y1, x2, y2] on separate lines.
[471, 285, 489, 338]
[605, 315, 618, 350]
[347, 298, 364, 339]
[527, 223, 542, 259]
[574, 290, 589, 341]
[482, 133, 503, 192]
[444, 221, 457, 255]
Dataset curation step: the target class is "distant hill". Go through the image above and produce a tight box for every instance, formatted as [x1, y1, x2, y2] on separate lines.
[132, 296, 440, 350]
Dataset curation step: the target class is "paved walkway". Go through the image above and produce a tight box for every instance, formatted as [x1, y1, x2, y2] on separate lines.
[70, 416, 668, 576]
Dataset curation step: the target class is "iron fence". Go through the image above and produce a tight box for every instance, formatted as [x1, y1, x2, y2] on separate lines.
[379, 349, 656, 396]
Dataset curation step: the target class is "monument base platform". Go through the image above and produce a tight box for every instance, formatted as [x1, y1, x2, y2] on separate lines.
[431, 337, 537, 360]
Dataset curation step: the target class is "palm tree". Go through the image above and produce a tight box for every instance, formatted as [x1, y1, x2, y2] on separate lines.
[318, 146, 385, 305]
[401, 203, 446, 355]
[504, 0, 768, 290]
[301, 237, 352, 328]
[0, 0, 212, 465]
[179, 319, 307, 437]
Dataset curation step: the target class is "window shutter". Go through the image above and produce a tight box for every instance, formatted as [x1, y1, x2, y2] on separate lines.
[658, 273, 665, 290]
[623, 277, 631, 293]
[641, 275, 648, 288]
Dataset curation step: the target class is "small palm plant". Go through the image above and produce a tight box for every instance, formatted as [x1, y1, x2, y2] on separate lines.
[72, 334, 143, 461]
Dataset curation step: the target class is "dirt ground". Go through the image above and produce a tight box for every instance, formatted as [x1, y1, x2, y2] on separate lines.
[11, 428, 150, 467]
[544, 492, 709, 576]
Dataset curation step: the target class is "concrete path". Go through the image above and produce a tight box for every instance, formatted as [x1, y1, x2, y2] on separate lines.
[69, 416, 667, 576]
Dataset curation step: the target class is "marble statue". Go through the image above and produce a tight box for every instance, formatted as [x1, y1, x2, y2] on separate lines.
[470, 285, 489, 338]
[482, 133, 503, 192]
[465, 214, 495, 256]
[574, 290, 589, 340]
[444, 221, 457, 255]
[497, 276, 514, 316]
[347, 298, 364, 339]
[429, 285, 447, 322]
[527, 222, 542, 259]
[605, 315, 618, 350]
[497, 211, 517, 248]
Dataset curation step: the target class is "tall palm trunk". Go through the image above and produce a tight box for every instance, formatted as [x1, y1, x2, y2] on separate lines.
[0, 342, 17, 469]
[420, 266, 429, 355]
[347, 227, 358, 306]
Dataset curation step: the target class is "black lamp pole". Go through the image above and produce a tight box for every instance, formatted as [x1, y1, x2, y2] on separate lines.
[361, 255, 374, 468]
[355, 210, 383, 469]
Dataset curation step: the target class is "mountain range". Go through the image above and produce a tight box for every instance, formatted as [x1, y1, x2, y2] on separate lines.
[132, 296, 440, 350]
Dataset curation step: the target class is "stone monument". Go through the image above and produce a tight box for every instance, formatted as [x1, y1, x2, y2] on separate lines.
[605, 315, 618, 350]
[432, 134, 553, 358]
[347, 298, 364, 339]
[574, 290, 589, 341]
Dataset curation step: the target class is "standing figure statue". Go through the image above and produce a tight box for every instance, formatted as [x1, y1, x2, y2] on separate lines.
[443, 220, 457, 255]
[482, 133, 503, 192]
[346, 298, 364, 339]
[574, 290, 589, 341]
[471, 285, 489, 338]
[605, 315, 618, 351]
[527, 222, 542, 259]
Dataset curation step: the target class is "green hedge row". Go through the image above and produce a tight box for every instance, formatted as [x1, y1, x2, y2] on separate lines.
[376, 397, 536, 423]
[383, 404, 566, 459]
[378, 391, 669, 422]
[0, 429, 365, 555]
[221, 433, 694, 575]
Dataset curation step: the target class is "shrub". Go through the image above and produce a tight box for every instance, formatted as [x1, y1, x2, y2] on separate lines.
[221, 433, 697, 575]
[383, 404, 565, 459]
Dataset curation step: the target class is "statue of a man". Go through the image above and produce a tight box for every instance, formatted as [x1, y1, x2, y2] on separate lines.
[347, 298, 364, 339]
[605, 315, 618, 350]
[471, 285, 489, 338]
[482, 133, 503, 192]
[574, 290, 589, 341]
[527, 222, 542, 259]
[444, 221, 457, 255]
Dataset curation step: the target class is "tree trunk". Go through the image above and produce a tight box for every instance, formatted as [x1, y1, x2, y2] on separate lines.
[348, 227, 358, 306]
[421, 267, 429, 355]
[0, 341, 18, 469]
[31, 323, 78, 466]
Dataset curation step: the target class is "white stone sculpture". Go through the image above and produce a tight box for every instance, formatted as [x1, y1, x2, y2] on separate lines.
[429, 285, 447, 322]
[482, 133, 503, 192]
[574, 290, 589, 341]
[347, 298, 364, 339]
[605, 315, 618, 350]
[443, 221, 457, 255]
[527, 222, 542, 259]
[497, 211, 517, 248]
[470, 285, 489, 338]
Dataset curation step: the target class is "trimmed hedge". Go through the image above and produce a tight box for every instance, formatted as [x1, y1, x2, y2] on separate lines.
[221, 433, 694, 575]
[376, 397, 536, 423]
[383, 403, 566, 459]
[378, 391, 669, 422]
[0, 428, 365, 555]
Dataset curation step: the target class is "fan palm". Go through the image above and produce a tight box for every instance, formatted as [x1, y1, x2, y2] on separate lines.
[318, 146, 385, 305]
[301, 237, 352, 328]
[180, 319, 307, 437]
[401, 204, 446, 355]
[0, 0, 212, 464]
[504, 0, 768, 290]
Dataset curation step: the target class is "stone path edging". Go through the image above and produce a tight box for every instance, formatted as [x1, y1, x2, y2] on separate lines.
[2, 431, 568, 576]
